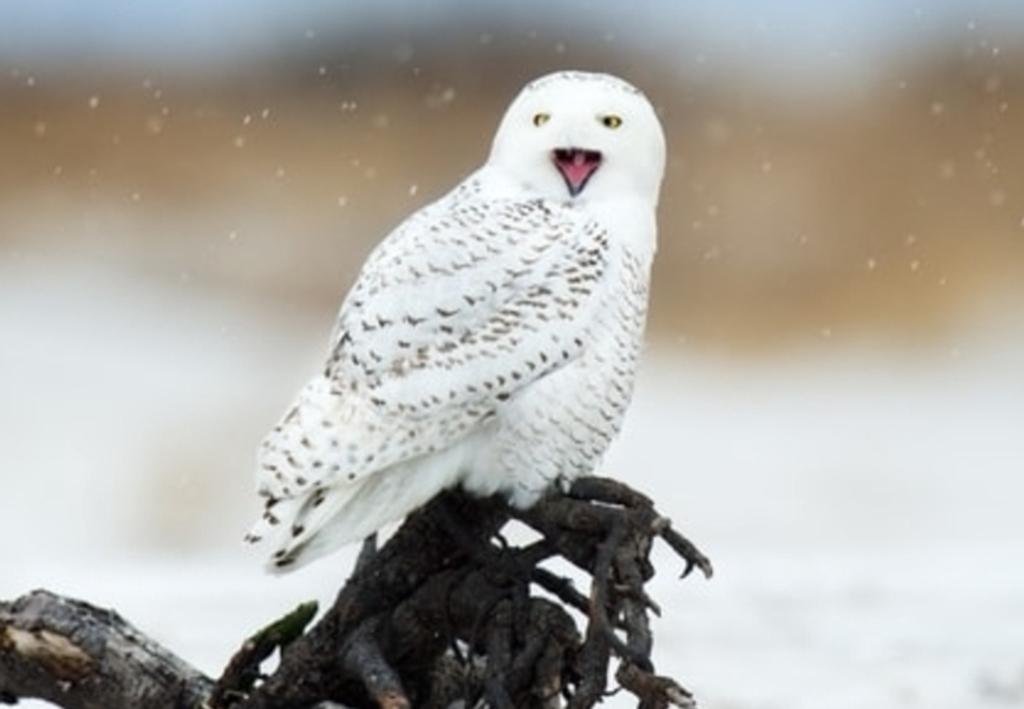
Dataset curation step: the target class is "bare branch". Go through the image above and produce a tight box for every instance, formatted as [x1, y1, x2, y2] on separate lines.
[0, 590, 212, 709]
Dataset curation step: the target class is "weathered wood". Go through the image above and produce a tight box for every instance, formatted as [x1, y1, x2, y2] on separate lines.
[0, 590, 212, 709]
[0, 477, 711, 709]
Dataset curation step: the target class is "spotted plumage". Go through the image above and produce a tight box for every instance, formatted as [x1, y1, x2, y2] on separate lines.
[247, 70, 667, 571]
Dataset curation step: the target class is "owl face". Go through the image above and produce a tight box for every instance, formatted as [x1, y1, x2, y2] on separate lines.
[489, 71, 667, 207]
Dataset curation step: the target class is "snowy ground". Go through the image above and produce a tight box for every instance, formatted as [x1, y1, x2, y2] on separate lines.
[2, 259, 1023, 708]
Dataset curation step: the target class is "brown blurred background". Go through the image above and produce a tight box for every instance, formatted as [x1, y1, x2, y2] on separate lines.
[3, 4, 1022, 353]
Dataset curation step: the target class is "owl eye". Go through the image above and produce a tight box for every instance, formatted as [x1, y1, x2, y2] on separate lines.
[601, 114, 623, 129]
[532, 112, 551, 127]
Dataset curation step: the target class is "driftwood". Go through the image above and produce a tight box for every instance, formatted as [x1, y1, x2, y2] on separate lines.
[0, 477, 711, 708]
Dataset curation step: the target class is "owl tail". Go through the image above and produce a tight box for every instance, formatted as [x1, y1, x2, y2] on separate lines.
[250, 442, 467, 574]
[247, 478, 369, 574]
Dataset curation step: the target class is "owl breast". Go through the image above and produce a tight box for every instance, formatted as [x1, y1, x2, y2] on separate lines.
[462, 241, 651, 507]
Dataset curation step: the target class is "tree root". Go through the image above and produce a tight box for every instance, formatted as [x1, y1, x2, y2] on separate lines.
[0, 477, 711, 708]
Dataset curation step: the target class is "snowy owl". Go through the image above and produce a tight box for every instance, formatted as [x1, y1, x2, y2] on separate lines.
[247, 70, 667, 572]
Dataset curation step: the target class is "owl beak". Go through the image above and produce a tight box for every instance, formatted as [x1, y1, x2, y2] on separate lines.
[552, 148, 602, 197]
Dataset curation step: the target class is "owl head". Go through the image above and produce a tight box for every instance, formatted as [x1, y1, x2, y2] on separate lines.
[489, 71, 667, 207]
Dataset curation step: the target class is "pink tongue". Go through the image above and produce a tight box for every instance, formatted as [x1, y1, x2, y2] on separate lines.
[559, 156, 596, 188]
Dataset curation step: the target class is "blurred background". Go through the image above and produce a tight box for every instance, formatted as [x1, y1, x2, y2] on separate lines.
[2, 2, 1023, 707]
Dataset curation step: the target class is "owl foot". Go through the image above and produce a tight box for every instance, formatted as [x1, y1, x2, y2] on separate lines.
[564, 476, 713, 579]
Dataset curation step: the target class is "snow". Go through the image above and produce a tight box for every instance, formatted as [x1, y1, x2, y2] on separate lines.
[2, 261, 1022, 708]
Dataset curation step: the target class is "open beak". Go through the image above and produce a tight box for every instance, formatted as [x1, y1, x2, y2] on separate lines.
[552, 148, 602, 197]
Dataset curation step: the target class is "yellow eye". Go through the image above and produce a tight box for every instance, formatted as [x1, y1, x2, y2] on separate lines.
[532, 112, 551, 127]
[601, 114, 623, 129]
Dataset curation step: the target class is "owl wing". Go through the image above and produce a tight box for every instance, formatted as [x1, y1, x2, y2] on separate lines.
[250, 190, 614, 564]
[330, 195, 614, 422]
